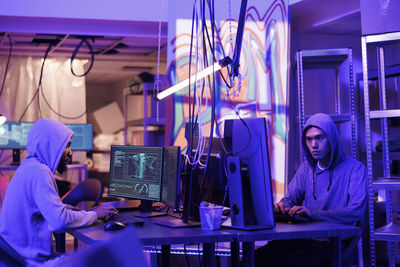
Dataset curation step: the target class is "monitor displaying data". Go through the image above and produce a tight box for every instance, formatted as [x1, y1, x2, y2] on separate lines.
[65, 124, 93, 151]
[0, 122, 33, 149]
[0, 122, 93, 151]
[108, 145, 164, 202]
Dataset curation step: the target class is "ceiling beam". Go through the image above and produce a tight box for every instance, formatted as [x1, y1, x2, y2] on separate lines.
[98, 38, 124, 55]
[48, 34, 69, 55]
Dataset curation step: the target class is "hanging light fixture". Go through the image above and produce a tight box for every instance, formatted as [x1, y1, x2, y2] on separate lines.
[156, 62, 224, 101]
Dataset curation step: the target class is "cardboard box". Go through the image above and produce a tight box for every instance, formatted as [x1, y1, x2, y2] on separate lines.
[126, 95, 165, 122]
[90, 102, 124, 134]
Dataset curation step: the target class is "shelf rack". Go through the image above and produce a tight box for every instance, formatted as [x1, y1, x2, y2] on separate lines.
[296, 48, 357, 160]
[362, 31, 400, 267]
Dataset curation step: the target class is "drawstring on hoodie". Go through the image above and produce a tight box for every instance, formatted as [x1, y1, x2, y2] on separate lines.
[312, 169, 332, 200]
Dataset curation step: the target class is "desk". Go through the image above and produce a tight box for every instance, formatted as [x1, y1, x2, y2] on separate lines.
[73, 218, 360, 267]
[229, 221, 361, 267]
[73, 216, 235, 267]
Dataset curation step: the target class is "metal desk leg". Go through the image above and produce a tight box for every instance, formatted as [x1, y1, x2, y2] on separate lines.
[231, 239, 240, 267]
[203, 243, 216, 267]
[242, 241, 255, 267]
[55, 232, 66, 253]
[161, 245, 170, 267]
[74, 237, 78, 250]
[331, 237, 342, 267]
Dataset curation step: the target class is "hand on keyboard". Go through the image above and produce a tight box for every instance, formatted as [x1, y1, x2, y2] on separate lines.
[92, 206, 118, 221]
[274, 212, 309, 223]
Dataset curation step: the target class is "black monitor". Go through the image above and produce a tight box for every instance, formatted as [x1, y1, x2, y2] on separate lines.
[108, 145, 164, 215]
[161, 146, 181, 212]
[224, 117, 275, 230]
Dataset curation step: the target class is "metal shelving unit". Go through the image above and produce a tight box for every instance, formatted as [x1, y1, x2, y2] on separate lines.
[123, 82, 165, 146]
[362, 31, 400, 267]
[296, 48, 357, 160]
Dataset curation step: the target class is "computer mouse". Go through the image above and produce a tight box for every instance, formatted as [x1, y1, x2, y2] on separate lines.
[104, 221, 126, 231]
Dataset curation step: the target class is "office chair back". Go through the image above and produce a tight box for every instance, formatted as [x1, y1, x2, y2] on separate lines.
[0, 235, 25, 267]
[61, 178, 104, 208]
[56, 178, 104, 253]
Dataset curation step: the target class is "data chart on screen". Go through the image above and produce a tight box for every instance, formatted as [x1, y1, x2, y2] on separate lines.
[108, 145, 163, 202]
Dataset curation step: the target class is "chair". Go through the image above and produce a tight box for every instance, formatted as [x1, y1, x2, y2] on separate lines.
[0, 235, 26, 267]
[61, 178, 104, 208]
[55, 178, 104, 253]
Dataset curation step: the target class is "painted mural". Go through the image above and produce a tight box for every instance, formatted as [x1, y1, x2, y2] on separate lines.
[166, 0, 289, 201]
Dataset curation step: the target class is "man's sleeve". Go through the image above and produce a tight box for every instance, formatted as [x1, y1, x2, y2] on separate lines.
[280, 163, 307, 207]
[33, 169, 98, 231]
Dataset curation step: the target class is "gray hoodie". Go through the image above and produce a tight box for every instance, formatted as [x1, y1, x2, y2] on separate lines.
[0, 119, 97, 263]
[280, 113, 367, 225]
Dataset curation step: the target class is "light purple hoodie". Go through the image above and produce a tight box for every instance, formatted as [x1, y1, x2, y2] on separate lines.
[280, 113, 367, 225]
[0, 118, 97, 263]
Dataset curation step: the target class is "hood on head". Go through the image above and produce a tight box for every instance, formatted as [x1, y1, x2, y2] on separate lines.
[301, 113, 345, 170]
[26, 118, 73, 173]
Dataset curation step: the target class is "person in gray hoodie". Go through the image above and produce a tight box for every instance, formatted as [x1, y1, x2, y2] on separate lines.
[255, 113, 367, 267]
[0, 118, 117, 266]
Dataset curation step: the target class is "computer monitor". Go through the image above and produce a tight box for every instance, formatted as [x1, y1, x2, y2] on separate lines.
[161, 146, 181, 212]
[108, 145, 164, 214]
[0, 122, 93, 164]
[224, 117, 275, 230]
[0, 121, 33, 150]
[0, 122, 93, 151]
[65, 124, 94, 151]
[0, 121, 33, 164]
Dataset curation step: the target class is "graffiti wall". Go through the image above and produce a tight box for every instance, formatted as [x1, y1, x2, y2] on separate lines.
[165, 0, 289, 201]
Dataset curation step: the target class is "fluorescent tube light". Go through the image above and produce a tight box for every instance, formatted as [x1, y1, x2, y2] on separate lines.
[156, 62, 223, 101]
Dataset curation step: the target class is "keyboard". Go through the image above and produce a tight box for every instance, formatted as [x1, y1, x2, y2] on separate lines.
[274, 213, 309, 223]
[104, 213, 145, 227]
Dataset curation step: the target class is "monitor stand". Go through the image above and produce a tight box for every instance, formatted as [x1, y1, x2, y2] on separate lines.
[132, 200, 168, 218]
[151, 215, 201, 228]
[11, 149, 20, 165]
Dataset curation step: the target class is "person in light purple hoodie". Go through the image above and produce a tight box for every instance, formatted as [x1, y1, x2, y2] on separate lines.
[0, 118, 117, 266]
[255, 113, 367, 267]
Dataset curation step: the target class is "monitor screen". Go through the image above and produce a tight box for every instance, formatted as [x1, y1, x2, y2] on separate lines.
[108, 145, 164, 202]
[161, 146, 181, 211]
[0, 122, 93, 151]
[224, 117, 275, 229]
[0, 121, 33, 149]
[65, 124, 94, 151]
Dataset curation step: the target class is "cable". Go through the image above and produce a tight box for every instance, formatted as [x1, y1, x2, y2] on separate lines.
[70, 37, 95, 77]
[18, 42, 53, 122]
[0, 34, 12, 98]
[39, 83, 87, 119]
